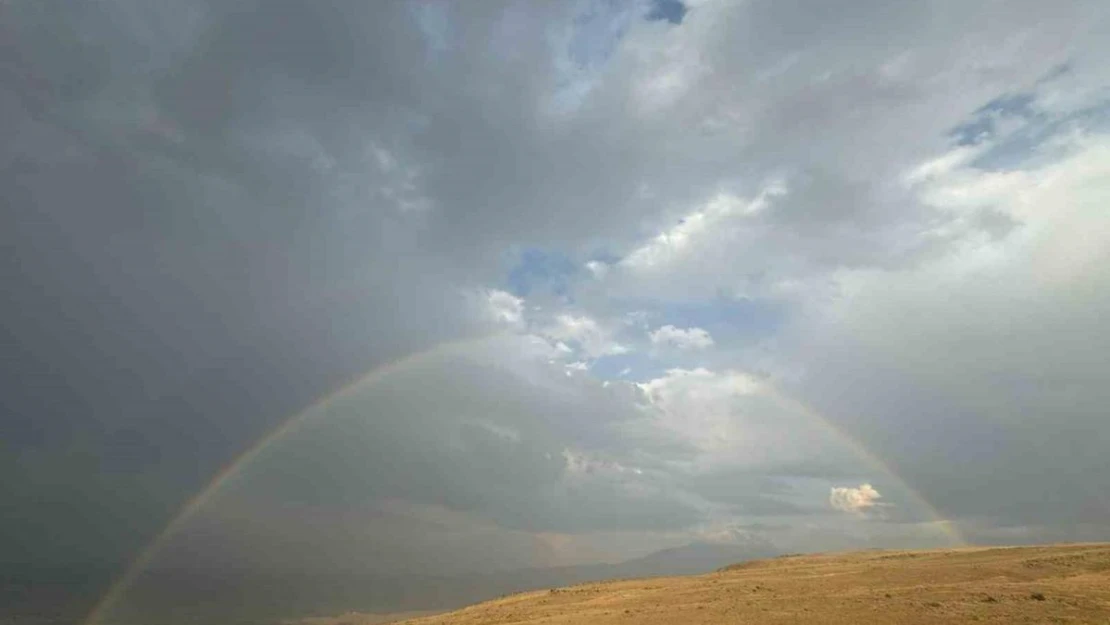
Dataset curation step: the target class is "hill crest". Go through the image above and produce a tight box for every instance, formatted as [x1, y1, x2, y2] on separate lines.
[392, 544, 1110, 624]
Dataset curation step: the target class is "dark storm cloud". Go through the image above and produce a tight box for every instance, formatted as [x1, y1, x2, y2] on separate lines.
[1, 0, 488, 577]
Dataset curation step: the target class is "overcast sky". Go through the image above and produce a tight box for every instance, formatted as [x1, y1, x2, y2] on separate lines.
[4, 0, 1110, 611]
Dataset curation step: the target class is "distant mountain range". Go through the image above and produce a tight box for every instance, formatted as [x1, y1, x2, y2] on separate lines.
[89, 541, 782, 624]
[514, 540, 782, 586]
[606, 540, 782, 577]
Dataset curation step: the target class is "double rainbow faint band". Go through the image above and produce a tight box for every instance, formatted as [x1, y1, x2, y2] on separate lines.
[85, 336, 964, 625]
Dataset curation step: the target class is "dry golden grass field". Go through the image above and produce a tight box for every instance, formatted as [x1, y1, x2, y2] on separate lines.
[289, 611, 443, 625]
[390, 544, 1110, 624]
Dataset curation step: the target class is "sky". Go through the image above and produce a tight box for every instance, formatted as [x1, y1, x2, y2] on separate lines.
[3, 0, 1110, 618]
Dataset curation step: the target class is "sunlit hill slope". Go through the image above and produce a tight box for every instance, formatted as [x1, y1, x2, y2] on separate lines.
[394, 544, 1110, 624]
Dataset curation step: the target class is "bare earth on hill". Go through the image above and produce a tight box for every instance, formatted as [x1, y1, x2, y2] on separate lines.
[288, 610, 442, 625]
[397, 544, 1110, 624]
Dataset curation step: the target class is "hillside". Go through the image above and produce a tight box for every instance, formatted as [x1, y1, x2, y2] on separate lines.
[393, 544, 1110, 624]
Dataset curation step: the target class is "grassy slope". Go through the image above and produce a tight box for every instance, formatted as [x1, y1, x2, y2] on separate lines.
[396, 544, 1110, 624]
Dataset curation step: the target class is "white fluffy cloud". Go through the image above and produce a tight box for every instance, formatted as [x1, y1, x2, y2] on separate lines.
[634, 367, 863, 477]
[486, 289, 525, 327]
[636, 368, 758, 461]
[542, 313, 629, 359]
[649, 324, 715, 350]
[621, 190, 780, 274]
[829, 484, 883, 514]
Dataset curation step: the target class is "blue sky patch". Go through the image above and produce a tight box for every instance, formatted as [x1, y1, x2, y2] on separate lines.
[505, 248, 579, 297]
[969, 101, 1110, 171]
[646, 0, 687, 24]
[949, 93, 1037, 146]
[648, 296, 786, 345]
[946, 73, 1110, 171]
[590, 351, 666, 381]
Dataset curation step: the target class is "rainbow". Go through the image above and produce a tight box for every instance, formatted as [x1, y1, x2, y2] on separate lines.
[761, 386, 965, 545]
[85, 335, 964, 625]
[82, 335, 496, 625]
